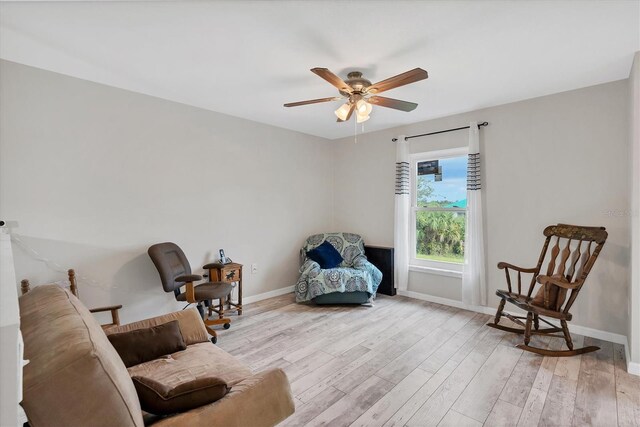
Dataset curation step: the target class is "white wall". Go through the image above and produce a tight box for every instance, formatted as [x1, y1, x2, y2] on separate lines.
[0, 60, 334, 324]
[333, 80, 631, 337]
[629, 51, 640, 369]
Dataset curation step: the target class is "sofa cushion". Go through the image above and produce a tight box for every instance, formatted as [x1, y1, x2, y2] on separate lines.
[106, 308, 209, 346]
[19, 285, 144, 427]
[132, 375, 229, 415]
[107, 320, 187, 368]
[149, 369, 295, 427]
[306, 241, 343, 269]
[127, 342, 252, 388]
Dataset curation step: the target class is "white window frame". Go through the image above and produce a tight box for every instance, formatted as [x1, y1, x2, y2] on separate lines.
[409, 147, 468, 275]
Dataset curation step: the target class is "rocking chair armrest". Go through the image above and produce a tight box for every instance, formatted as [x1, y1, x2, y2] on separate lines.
[536, 275, 582, 289]
[497, 262, 538, 273]
[89, 305, 123, 313]
[90, 305, 123, 327]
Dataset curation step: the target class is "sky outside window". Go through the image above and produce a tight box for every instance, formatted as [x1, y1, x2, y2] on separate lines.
[417, 156, 467, 206]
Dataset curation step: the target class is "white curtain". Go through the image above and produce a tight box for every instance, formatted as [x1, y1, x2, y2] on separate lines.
[394, 135, 410, 291]
[462, 122, 487, 305]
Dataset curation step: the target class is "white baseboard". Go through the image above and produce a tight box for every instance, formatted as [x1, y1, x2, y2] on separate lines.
[626, 344, 640, 375]
[242, 285, 295, 305]
[567, 323, 627, 346]
[397, 289, 639, 376]
[397, 290, 496, 315]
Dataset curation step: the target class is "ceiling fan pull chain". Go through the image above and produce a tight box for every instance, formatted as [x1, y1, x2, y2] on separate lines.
[354, 116, 358, 144]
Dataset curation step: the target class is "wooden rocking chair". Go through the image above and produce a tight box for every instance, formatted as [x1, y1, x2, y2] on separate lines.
[487, 224, 607, 357]
[21, 268, 123, 331]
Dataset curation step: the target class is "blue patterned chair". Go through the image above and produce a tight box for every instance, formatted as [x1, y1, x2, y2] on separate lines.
[295, 232, 383, 304]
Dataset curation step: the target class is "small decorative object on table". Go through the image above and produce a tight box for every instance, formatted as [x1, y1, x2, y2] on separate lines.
[204, 262, 243, 316]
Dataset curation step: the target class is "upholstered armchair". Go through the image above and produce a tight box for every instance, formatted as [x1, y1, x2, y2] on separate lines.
[295, 232, 382, 304]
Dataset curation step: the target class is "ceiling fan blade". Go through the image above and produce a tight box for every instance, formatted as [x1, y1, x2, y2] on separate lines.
[336, 103, 356, 122]
[366, 68, 428, 94]
[284, 97, 342, 107]
[311, 68, 353, 94]
[368, 96, 418, 112]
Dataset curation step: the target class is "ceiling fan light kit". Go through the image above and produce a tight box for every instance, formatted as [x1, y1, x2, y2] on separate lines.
[284, 67, 428, 124]
[334, 103, 352, 121]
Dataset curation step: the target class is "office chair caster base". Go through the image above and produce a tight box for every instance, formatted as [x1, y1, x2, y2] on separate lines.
[211, 336, 217, 344]
[224, 323, 231, 329]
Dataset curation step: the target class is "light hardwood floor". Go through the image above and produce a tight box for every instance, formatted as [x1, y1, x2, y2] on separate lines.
[217, 293, 640, 427]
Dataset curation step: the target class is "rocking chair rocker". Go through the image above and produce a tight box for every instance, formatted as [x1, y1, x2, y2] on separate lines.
[487, 224, 607, 357]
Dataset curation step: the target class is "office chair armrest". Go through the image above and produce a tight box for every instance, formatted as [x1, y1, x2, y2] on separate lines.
[202, 262, 223, 270]
[175, 274, 202, 283]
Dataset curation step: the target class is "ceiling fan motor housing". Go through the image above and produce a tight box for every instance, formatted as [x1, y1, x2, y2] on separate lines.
[339, 71, 372, 97]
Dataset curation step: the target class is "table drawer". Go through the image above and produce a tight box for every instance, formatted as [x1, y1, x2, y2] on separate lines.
[220, 268, 241, 282]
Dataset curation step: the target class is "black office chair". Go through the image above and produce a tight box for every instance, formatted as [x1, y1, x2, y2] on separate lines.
[148, 242, 232, 344]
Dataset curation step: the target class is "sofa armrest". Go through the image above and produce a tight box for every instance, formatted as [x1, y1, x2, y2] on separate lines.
[353, 256, 383, 288]
[105, 308, 208, 345]
[299, 258, 321, 275]
[151, 368, 295, 427]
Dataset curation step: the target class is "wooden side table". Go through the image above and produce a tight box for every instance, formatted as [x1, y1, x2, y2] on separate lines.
[204, 262, 243, 316]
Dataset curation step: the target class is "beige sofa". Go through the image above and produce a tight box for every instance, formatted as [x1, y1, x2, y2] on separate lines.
[19, 285, 295, 427]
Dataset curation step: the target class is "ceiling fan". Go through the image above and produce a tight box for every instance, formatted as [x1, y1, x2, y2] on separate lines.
[284, 67, 428, 123]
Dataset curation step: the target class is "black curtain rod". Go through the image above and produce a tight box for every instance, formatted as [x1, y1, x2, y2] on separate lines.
[392, 121, 489, 142]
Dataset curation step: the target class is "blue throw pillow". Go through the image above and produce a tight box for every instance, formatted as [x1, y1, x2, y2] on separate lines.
[306, 241, 343, 269]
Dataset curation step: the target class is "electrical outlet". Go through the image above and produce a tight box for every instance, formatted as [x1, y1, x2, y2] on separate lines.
[251, 263, 258, 274]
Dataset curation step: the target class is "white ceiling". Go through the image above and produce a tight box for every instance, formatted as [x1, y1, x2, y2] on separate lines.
[1, 1, 638, 140]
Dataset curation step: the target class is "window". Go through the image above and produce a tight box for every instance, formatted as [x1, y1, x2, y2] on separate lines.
[410, 148, 467, 273]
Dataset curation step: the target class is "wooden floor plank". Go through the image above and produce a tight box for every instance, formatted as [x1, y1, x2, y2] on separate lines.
[437, 409, 482, 427]
[538, 374, 578, 427]
[484, 399, 522, 426]
[282, 350, 335, 383]
[515, 337, 563, 427]
[419, 313, 488, 374]
[452, 344, 523, 422]
[376, 309, 474, 384]
[351, 368, 433, 427]
[613, 343, 640, 427]
[382, 360, 458, 427]
[297, 336, 406, 402]
[516, 388, 547, 427]
[290, 345, 370, 397]
[305, 375, 394, 427]
[554, 334, 584, 381]
[572, 337, 618, 427]
[332, 331, 423, 394]
[499, 350, 544, 408]
[406, 348, 495, 426]
[279, 386, 345, 427]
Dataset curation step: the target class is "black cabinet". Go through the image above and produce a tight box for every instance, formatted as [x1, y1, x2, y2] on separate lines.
[364, 245, 395, 296]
